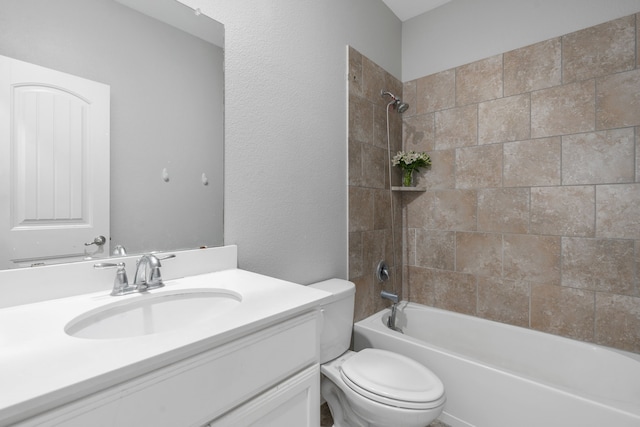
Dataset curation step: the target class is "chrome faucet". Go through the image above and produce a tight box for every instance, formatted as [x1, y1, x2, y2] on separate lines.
[380, 290, 402, 333]
[95, 253, 175, 296]
[133, 253, 175, 291]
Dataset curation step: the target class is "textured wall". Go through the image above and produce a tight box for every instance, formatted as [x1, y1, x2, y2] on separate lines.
[402, 14, 640, 353]
[177, 0, 402, 285]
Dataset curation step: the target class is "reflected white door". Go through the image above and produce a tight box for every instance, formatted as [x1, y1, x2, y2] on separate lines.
[0, 55, 110, 268]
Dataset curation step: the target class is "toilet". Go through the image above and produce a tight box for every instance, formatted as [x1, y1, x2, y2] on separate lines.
[309, 279, 445, 427]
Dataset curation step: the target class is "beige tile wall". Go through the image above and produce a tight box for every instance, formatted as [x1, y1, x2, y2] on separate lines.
[401, 13, 640, 353]
[348, 47, 404, 321]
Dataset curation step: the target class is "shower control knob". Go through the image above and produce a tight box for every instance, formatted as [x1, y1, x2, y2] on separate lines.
[376, 260, 390, 282]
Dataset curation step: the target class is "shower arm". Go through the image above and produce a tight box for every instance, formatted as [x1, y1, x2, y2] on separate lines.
[380, 90, 398, 101]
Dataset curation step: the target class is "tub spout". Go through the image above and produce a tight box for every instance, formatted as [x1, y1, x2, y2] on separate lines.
[380, 291, 403, 333]
[389, 303, 405, 333]
[380, 290, 398, 304]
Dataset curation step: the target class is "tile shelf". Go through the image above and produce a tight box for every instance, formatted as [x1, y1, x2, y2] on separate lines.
[391, 186, 426, 192]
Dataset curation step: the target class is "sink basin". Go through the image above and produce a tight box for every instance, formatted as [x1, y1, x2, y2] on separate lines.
[65, 289, 242, 339]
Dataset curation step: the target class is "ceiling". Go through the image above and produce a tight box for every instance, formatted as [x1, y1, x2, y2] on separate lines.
[382, 0, 452, 21]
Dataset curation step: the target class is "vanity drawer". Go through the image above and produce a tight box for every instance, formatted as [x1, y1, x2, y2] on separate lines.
[16, 311, 320, 427]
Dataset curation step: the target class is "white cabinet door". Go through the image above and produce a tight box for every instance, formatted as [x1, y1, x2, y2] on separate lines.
[207, 365, 320, 427]
[0, 55, 110, 268]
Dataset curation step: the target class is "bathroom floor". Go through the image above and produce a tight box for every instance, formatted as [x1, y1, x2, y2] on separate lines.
[320, 404, 451, 426]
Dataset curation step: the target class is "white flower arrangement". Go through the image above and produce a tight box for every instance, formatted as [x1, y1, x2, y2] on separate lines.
[392, 151, 431, 186]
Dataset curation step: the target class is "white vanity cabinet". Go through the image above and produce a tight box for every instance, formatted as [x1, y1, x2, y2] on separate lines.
[14, 312, 320, 427]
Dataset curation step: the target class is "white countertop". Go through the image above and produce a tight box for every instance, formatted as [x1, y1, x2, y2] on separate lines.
[0, 268, 330, 426]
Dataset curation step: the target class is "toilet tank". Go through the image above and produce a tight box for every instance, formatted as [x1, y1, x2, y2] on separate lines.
[308, 279, 355, 364]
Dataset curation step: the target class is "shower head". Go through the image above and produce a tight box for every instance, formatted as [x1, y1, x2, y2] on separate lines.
[396, 100, 409, 113]
[381, 90, 409, 113]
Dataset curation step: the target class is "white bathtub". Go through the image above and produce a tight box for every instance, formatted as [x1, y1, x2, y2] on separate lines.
[353, 302, 640, 427]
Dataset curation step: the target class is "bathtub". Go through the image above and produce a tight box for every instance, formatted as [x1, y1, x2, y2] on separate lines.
[353, 302, 640, 427]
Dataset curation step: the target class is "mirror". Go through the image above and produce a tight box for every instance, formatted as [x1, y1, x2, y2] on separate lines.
[0, 0, 224, 268]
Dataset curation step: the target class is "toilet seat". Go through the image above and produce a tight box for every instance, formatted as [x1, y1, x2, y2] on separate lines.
[340, 348, 445, 410]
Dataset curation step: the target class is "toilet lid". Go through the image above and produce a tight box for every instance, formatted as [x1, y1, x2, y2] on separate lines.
[340, 348, 444, 410]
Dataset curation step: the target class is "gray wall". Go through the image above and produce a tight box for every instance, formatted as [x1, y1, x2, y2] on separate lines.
[402, 0, 640, 80]
[0, 0, 224, 255]
[181, 0, 403, 284]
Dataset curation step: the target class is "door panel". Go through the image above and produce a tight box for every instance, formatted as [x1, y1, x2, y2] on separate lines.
[0, 55, 110, 268]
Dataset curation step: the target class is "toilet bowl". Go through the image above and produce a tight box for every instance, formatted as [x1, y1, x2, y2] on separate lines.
[309, 279, 445, 427]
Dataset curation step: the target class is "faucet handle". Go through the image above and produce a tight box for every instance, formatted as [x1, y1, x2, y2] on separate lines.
[139, 253, 175, 290]
[94, 262, 133, 296]
[156, 253, 176, 262]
